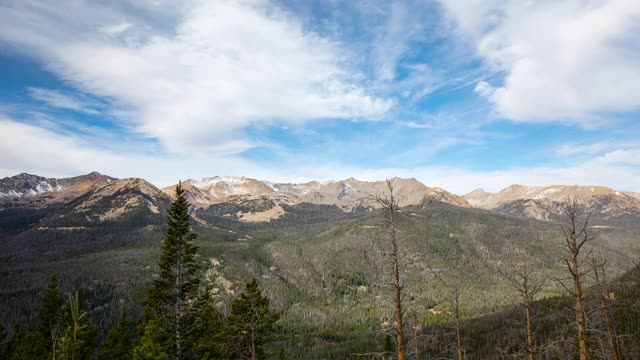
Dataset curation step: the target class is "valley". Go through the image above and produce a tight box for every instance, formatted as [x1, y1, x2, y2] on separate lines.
[1, 172, 639, 358]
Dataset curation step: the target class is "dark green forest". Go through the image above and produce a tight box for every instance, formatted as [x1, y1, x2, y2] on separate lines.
[1, 184, 639, 359]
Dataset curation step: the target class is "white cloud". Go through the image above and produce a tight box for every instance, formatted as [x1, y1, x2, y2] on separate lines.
[473, 81, 494, 98]
[27, 87, 100, 114]
[0, 119, 269, 186]
[0, 0, 391, 153]
[555, 140, 639, 157]
[99, 22, 132, 36]
[440, 0, 640, 123]
[2, 119, 639, 194]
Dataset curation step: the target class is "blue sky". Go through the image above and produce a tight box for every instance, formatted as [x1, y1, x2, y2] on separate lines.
[0, 0, 639, 193]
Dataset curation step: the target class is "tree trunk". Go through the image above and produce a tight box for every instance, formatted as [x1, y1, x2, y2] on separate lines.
[175, 257, 183, 360]
[251, 323, 257, 360]
[562, 199, 593, 360]
[393, 232, 405, 360]
[525, 304, 534, 360]
[601, 293, 622, 360]
[573, 254, 587, 360]
[455, 310, 463, 360]
[72, 320, 78, 360]
[378, 181, 405, 360]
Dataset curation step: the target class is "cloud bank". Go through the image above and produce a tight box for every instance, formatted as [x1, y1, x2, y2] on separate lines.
[441, 0, 640, 123]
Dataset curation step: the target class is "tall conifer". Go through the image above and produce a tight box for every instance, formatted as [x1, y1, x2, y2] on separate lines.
[144, 182, 200, 360]
[39, 275, 63, 345]
[226, 279, 280, 360]
[98, 309, 133, 360]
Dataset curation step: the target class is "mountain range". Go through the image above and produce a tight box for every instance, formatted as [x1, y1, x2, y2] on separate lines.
[2, 172, 639, 224]
[2, 171, 640, 357]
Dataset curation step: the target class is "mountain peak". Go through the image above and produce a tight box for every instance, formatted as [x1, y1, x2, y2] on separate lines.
[0, 172, 116, 205]
[464, 184, 640, 219]
[165, 175, 469, 211]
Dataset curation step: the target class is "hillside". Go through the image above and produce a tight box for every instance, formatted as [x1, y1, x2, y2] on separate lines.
[464, 185, 640, 221]
[0, 172, 115, 206]
[1, 172, 640, 357]
[163, 176, 470, 221]
[2, 182, 639, 357]
[422, 265, 640, 359]
[0, 172, 117, 234]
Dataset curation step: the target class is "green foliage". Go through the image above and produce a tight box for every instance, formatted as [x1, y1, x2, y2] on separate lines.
[143, 183, 202, 358]
[133, 320, 165, 360]
[98, 309, 133, 360]
[225, 279, 280, 359]
[57, 290, 98, 360]
[4, 321, 48, 360]
[3, 275, 64, 359]
[3, 199, 640, 358]
[190, 288, 226, 359]
[38, 274, 63, 345]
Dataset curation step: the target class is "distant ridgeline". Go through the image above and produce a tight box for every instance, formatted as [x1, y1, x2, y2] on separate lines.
[1, 172, 639, 358]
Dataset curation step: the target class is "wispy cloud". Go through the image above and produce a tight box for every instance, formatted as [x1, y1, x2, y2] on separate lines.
[2, 117, 639, 193]
[27, 87, 101, 114]
[0, 0, 392, 154]
[99, 22, 132, 36]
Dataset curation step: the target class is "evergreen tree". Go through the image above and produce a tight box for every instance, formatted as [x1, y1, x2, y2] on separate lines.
[190, 287, 226, 359]
[144, 182, 201, 359]
[0, 322, 7, 358]
[39, 274, 64, 342]
[226, 279, 280, 360]
[6, 276, 64, 359]
[57, 290, 98, 360]
[6, 320, 46, 360]
[98, 308, 133, 360]
[133, 320, 166, 360]
[5, 322, 26, 360]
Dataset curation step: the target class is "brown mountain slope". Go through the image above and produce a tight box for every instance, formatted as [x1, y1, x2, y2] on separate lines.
[164, 176, 470, 215]
[464, 185, 640, 220]
[46, 178, 171, 224]
[0, 172, 116, 208]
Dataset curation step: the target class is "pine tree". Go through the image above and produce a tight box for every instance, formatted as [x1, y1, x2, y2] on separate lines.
[6, 319, 49, 360]
[191, 288, 226, 359]
[226, 279, 280, 360]
[98, 309, 133, 360]
[133, 320, 166, 360]
[6, 276, 64, 359]
[144, 182, 200, 360]
[5, 322, 27, 360]
[39, 274, 63, 350]
[57, 290, 98, 360]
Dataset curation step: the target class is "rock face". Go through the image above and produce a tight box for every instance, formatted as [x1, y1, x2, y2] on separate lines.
[464, 185, 640, 220]
[0, 172, 116, 208]
[270, 177, 470, 210]
[163, 176, 470, 222]
[47, 178, 171, 224]
[163, 177, 274, 208]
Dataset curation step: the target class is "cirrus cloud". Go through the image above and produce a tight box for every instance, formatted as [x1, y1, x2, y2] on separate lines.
[0, 0, 392, 153]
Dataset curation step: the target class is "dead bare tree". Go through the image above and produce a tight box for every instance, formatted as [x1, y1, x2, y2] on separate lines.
[376, 180, 405, 360]
[559, 197, 596, 360]
[592, 259, 623, 360]
[513, 259, 545, 360]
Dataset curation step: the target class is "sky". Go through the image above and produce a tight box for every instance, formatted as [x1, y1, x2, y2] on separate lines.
[0, 0, 639, 194]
